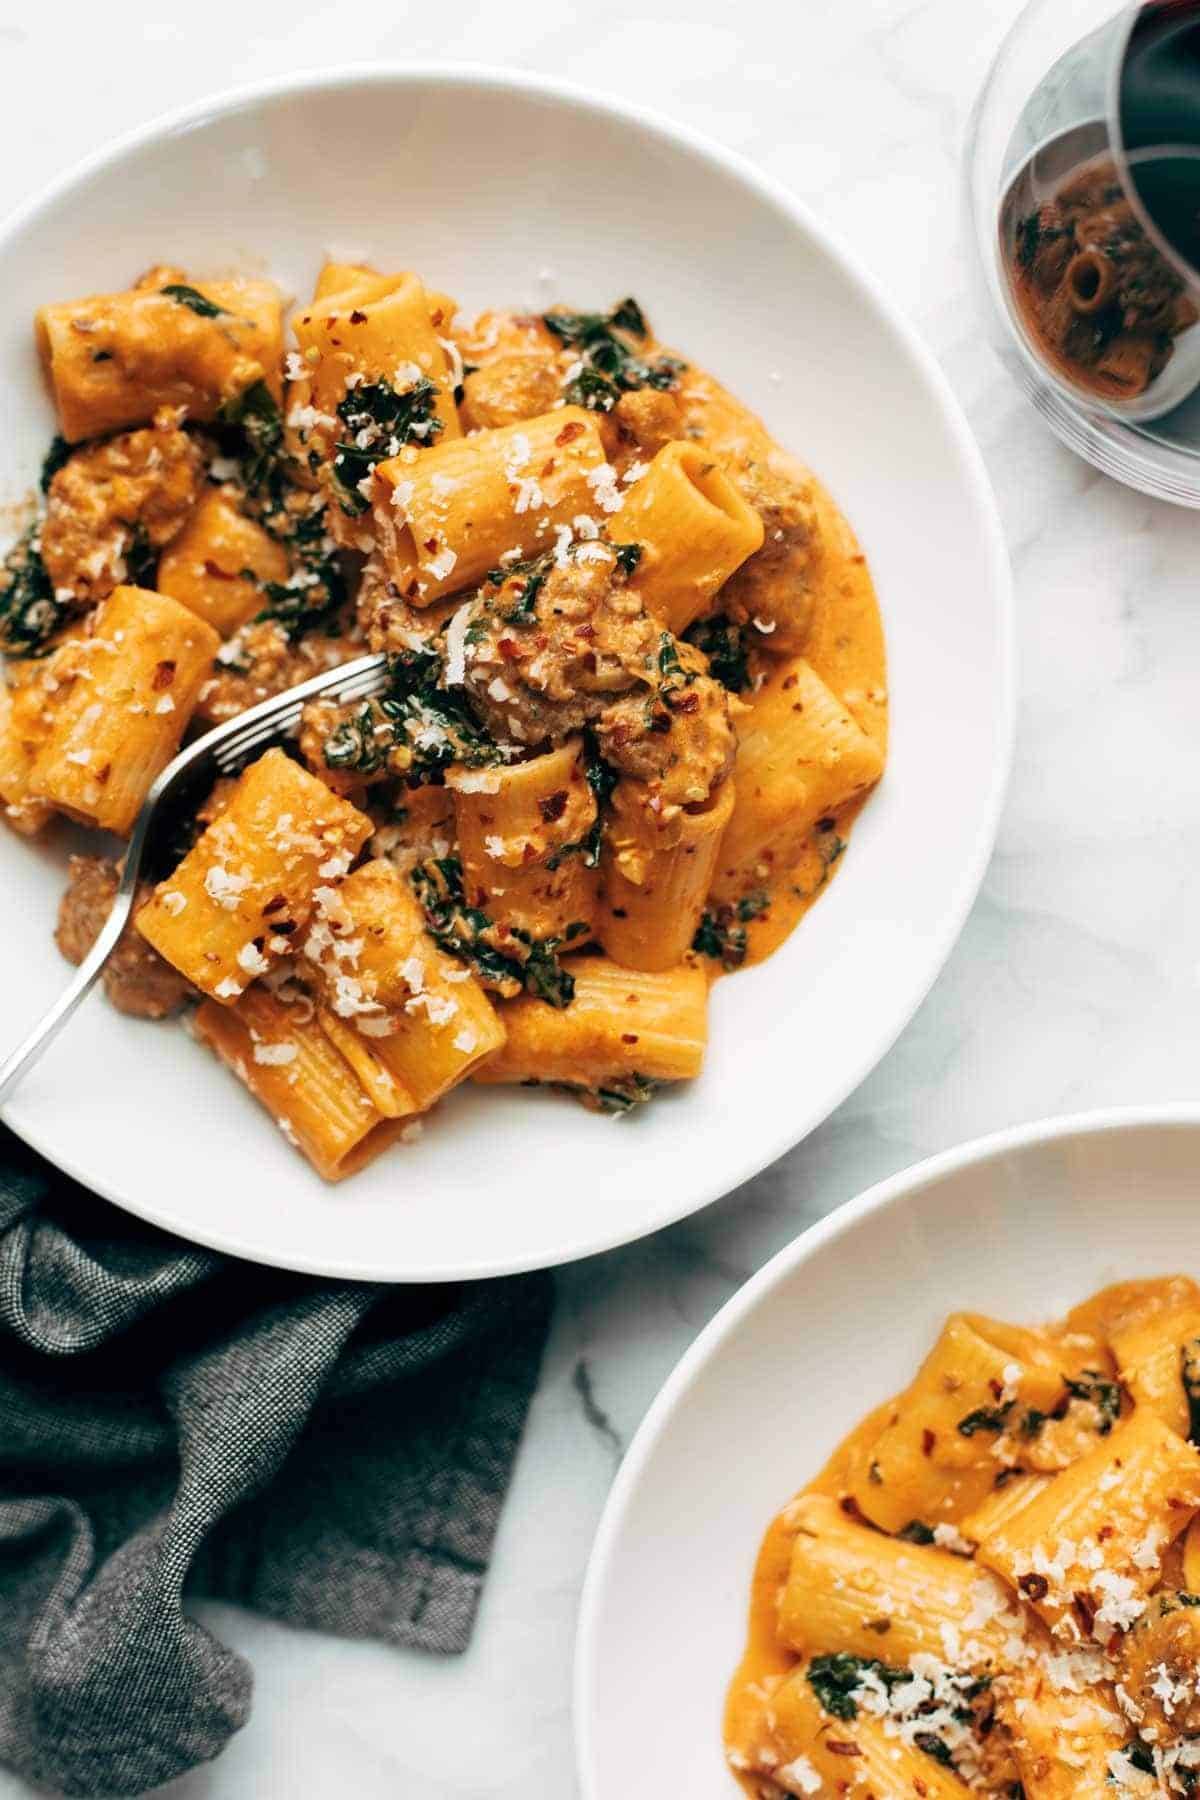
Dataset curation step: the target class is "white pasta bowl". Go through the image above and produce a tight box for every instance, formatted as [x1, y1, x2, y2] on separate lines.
[0, 67, 1013, 1281]
[574, 1106, 1200, 1797]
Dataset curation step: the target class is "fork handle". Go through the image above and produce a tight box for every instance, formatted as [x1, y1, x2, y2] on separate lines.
[0, 888, 136, 1109]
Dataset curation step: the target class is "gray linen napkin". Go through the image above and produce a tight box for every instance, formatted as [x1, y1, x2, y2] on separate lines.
[0, 1125, 552, 1799]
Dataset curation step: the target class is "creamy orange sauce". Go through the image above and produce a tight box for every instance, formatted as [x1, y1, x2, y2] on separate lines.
[723, 1402, 893, 1792]
[723, 1280, 1200, 1797]
[456, 308, 889, 982]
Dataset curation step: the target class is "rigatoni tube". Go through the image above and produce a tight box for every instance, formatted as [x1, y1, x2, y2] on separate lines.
[371, 408, 607, 604]
[599, 776, 733, 972]
[712, 656, 883, 899]
[37, 267, 283, 442]
[473, 956, 707, 1091]
[607, 441, 763, 635]
[193, 984, 409, 1182]
[136, 748, 372, 1001]
[449, 739, 598, 943]
[303, 859, 505, 1112]
[157, 490, 290, 637]
[30, 586, 219, 835]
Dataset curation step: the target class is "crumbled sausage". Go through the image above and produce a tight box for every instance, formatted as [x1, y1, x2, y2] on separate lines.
[56, 854, 192, 1019]
[41, 406, 203, 605]
[194, 620, 360, 725]
[459, 353, 563, 431]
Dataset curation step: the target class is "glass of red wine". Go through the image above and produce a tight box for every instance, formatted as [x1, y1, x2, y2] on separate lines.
[968, 0, 1200, 503]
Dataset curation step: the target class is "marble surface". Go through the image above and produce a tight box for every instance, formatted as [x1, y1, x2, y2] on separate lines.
[5, 0, 1200, 1793]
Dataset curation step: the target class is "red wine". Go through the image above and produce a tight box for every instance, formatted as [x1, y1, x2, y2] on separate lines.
[1119, 0, 1200, 276]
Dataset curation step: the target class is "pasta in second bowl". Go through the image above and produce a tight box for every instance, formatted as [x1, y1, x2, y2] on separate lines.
[575, 1109, 1200, 1799]
[0, 68, 1011, 1278]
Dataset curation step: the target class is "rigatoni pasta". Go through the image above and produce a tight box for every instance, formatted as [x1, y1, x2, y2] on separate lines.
[4, 255, 889, 1179]
[30, 585, 219, 834]
[136, 749, 372, 1001]
[725, 1278, 1200, 1800]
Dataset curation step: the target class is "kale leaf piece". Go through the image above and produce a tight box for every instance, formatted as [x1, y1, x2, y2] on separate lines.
[410, 856, 584, 1007]
[684, 614, 752, 692]
[330, 376, 443, 516]
[541, 298, 685, 413]
[0, 527, 68, 656]
[160, 283, 228, 318]
[322, 645, 500, 783]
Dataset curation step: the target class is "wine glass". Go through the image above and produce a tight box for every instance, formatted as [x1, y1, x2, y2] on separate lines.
[967, 0, 1200, 504]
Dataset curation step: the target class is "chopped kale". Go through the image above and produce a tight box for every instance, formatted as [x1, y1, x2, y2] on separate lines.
[39, 435, 73, 494]
[807, 1655, 906, 1722]
[1183, 1339, 1200, 1446]
[160, 282, 228, 318]
[542, 298, 685, 413]
[692, 907, 749, 971]
[657, 631, 687, 684]
[330, 375, 443, 516]
[737, 889, 770, 923]
[541, 300, 649, 348]
[546, 1073, 660, 1114]
[1127, 1741, 1156, 1775]
[957, 1404, 1013, 1438]
[484, 551, 553, 625]
[322, 645, 499, 783]
[613, 541, 643, 579]
[1065, 1370, 1121, 1435]
[546, 732, 617, 870]
[0, 526, 68, 655]
[219, 379, 285, 499]
[125, 523, 158, 590]
[684, 614, 752, 691]
[914, 1734, 954, 1767]
[896, 1520, 936, 1544]
[693, 891, 768, 970]
[410, 856, 578, 1006]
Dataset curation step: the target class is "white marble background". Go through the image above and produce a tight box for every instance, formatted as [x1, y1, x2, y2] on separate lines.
[4, 0, 1200, 1792]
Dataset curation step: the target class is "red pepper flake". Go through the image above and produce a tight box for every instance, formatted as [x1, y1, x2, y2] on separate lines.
[1018, 1573, 1049, 1601]
[262, 894, 289, 916]
[498, 638, 522, 662]
[866, 1618, 892, 1635]
[575, 624, 596, 641]
[782, 673, 798, 690]
[620, 1032, 639, 1045]
[1073, 1591, 1096, 1635]
[540, 458, 556, 478]
[839, 1495, 863, 1519]
[96, 763, 111, 786]
[1097, 1525, 1115, 1541]
[423, 537, 439, 554]
[988, 1379, 1005, 1401]
[825, 1741, 862, 1757]
[152, 660, 177, 690]
[348, 309, 367, 324]
[555, 420, 585, 446]
[671, 691, 700, 714]
[538, 791, 568, 823]
[405, 580, 420, 598]
[430, 308, 444, 326]
[921, 1428, 936, 1457]
[202, 560, 234, 582]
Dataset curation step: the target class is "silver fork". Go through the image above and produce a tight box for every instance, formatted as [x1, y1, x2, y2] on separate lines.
[0, 650, 388, 1107]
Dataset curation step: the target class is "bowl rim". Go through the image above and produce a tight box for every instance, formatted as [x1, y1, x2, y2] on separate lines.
[572, 1099, 1200, 1793]
[0, 62, 1017, 1280]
